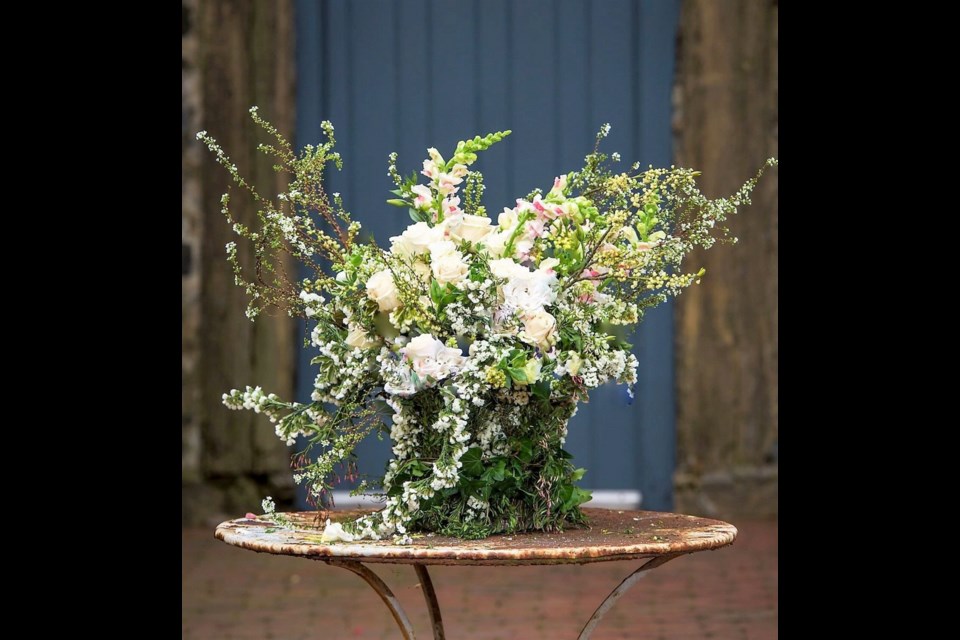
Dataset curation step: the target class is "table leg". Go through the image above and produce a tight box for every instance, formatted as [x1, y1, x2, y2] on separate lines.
[414, 564, 445, 639]
[327, 560, 417, 639]
[577, 554, 682, 640]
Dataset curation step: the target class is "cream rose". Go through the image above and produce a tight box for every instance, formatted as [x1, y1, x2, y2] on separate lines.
[450, 214, 494, 242]
[403, 334, 443, 361]
[412, 260, 432, 282]
[345, 325, 380, 350]
[431, 251, 469, 286]
[521, 310, 557, 349]
[390, 222, 444, 257]
[366, 269, 401, 312]
[428, 240, 458, 258]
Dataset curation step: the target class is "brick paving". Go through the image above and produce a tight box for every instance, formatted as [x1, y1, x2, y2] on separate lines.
[182, 519, 777, 639]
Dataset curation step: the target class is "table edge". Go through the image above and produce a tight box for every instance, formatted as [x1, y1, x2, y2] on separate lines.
[214, 509, 738, 566]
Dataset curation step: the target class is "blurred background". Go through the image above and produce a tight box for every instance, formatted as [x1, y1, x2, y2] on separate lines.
[182, 0, 778, 527]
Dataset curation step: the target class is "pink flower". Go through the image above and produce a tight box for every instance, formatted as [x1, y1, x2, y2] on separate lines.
[422, 159, 439, 180]
[526, 218, 546, 238]
[436, 173, 463, 196]
[411, 184, 432, 209]
[442, 195, 462, 216]
[532, 195, 547, 214]
[532, 195, 558, 220]
[515, 198, 535, 215]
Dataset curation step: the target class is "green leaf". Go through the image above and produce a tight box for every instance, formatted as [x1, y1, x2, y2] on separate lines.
[571, 467, 587, 482]
[516, 441, 534, 464]
[460, 447, 484, 478]
[429, 279, 443, 305]
[507, 368, 527, 384]
[572, 487, 592, 507]
[532, 381, 551, 399]
[482, 459, 507, 483]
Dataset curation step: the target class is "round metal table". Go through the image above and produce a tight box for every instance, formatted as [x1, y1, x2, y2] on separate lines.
[216, 508, 736, 639]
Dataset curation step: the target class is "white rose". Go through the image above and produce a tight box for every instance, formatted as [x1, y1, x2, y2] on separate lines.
[390, 222, 444, 257]
[489, 258, 525, 280]
[428, 240, 458, 258]
[450, 214, 493, 242]
[402, 334, 465, 381]
[481, 230, 510, 258]
[366, 269, 401, 312]
[432, 251, 469, 285]
[403, 334, 445, 361]
[521, 310, 557, 349]
[412, 260, 432, 282]
[345, 325, 380, 350]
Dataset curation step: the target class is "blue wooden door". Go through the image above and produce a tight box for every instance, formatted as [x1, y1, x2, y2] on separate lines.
[296, 0, 680, 510]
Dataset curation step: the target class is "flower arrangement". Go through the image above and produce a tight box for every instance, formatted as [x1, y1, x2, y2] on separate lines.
[198, 108, 775, 542]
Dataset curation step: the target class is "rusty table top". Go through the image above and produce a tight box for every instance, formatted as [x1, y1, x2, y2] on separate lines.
[215, 508, 737, 566]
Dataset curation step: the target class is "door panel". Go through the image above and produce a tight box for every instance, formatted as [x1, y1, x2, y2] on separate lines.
[295, 0, 680, 510]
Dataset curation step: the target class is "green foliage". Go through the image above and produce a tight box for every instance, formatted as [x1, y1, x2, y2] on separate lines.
[449, 131, 511, 167]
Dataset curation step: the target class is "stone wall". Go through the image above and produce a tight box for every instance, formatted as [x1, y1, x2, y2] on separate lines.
[673, 0, 779, 519]
[182, 0, 296, 525]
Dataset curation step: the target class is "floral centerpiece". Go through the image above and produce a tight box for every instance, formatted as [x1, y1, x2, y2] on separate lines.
[197, 108, 775, 542]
